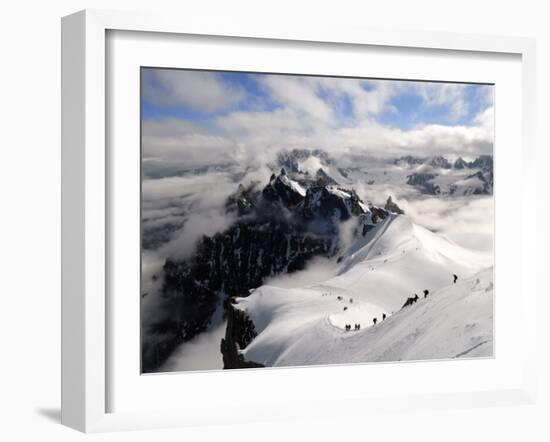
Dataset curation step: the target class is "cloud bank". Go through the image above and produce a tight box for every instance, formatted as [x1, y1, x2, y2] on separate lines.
[141, 69, 493, 178]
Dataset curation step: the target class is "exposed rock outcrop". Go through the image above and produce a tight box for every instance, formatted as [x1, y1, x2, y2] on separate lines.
[221, 300, 264, 369]
[384, 196, 405, 215]
[406, 173, 441, 195]
[142, 170, 389, 372]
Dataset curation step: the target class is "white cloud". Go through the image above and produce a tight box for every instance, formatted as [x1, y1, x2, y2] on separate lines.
[300, 76, 397, 119]
[257, 75, 402, 126]
[263, 257, 339, 289]
[389, 121, 493, 157]
[142, 118, 238, 176]
[400, 195, 494, 255]
[158, 322, 226, 372]
[260, 75, 335, 123]
[161, 207, 237, 261]
[297, 156, 326, 175]
[142, 166, 274, 261]
[142, 69, 244, 113]
[413, 83, 470, 121]
[142, 109, 493, 179]
[474, 105, 495, 138]
[141, 72, 494, 179]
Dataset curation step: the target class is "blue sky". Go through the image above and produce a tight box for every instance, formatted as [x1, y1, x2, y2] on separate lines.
[376, 83, 490, 129]
[142, 70, 280, 128]
[141, 68, 492, 131]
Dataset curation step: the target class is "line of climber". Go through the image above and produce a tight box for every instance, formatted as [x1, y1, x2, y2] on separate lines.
[402, 274, 459, 308]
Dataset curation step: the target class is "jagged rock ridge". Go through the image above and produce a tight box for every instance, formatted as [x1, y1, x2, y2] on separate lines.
[142, 169, 391, 372]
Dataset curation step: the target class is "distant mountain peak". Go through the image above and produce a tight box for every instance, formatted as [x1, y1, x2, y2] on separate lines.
[314, 168, 338, 186]
[454, 157, 468, 169]
[393, 155, 426, 166]
[427, 156, 452, 169]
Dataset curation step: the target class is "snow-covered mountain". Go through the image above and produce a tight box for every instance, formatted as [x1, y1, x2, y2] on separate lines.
[142, 149, 493, 252]
[223, 214, 493, 368]
[141, 148, 493, 372]
[403, 155, 493, 196]
[274, 149, 494, 197]
[142, 169, 395, 372]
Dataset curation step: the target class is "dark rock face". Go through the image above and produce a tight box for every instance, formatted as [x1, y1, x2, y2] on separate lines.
[470, 155, 493, 171]
[403, 155, 494, 196]
[142, 219, 185, 251]
[142, 170, 387, 372]
[301, 186, 366, 225]
[467, 156, 493, 194]
[142, 217, 336, 372]
[393, 155, 426, 166]
[406, 173, 441, 195]
[465, 170, 493, 195]
[428, 156, 452, 169]
[262, 169, 306, 207]
[314, 168, 338, 186]
[454, 157, 468, 169]
[384, 196, 405, 215]
[276, 149, 333, 174]
[369, 206, 389, 224]
[404, 155, 493, 195]
[225, 182, 261, 216]
[221, 301, 264, 369]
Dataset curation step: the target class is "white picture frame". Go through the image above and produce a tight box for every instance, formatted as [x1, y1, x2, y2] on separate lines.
[61, 9, 537, 433]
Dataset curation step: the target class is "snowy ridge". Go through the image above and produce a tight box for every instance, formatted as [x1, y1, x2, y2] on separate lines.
[234, 215, 493, 367]
[277, 173, 307, 197]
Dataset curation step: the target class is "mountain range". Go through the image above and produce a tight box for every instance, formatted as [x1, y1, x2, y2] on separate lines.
[142, 149, 494, 253]
[142, 157, 493, 372]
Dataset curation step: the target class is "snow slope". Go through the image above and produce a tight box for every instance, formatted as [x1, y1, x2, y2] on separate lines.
[234, 214, 493, 366]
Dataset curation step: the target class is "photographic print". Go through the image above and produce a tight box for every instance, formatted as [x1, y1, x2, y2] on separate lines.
[140, 68, 494, 373]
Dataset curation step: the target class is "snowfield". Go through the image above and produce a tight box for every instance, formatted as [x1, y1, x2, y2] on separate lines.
[234, 214, 493, 367]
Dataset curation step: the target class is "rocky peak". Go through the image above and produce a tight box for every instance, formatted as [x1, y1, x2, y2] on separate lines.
[393, 155, 426, 166]
[302, 185, 368, 223]
[226, 183, 260, 216]
[428, 156, 452, 169]
[470, 155, 493, 171]
[314, 168, 338, 187]
[384, 196, 405, 215]
[276, 149, 333, 174]
[144, 170, 391, 372]
[262, 169, 307, 207]
[454, 157, 468, 169]
[406, 172, 441, 195]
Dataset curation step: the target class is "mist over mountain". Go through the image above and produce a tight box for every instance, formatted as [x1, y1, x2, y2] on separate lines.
[142, 149, 493, 254]
[142, 164, 397, 371]
[141, 148, 493, 372]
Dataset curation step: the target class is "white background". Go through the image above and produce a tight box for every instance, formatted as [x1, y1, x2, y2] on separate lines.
[109, 30, 523, 414]
[0, 0, 547, 441]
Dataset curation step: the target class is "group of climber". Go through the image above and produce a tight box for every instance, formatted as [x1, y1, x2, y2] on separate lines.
[402, 274, 458, 309]
[345, 313, 389, 332]
[372, 313, 387, 326]
[402, 291, 424, 308]
[340, 274, 459, 333]
[345, 323, 361, 331]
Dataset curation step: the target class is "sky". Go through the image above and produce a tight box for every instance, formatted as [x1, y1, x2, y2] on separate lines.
[141, 68, 494, 178]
